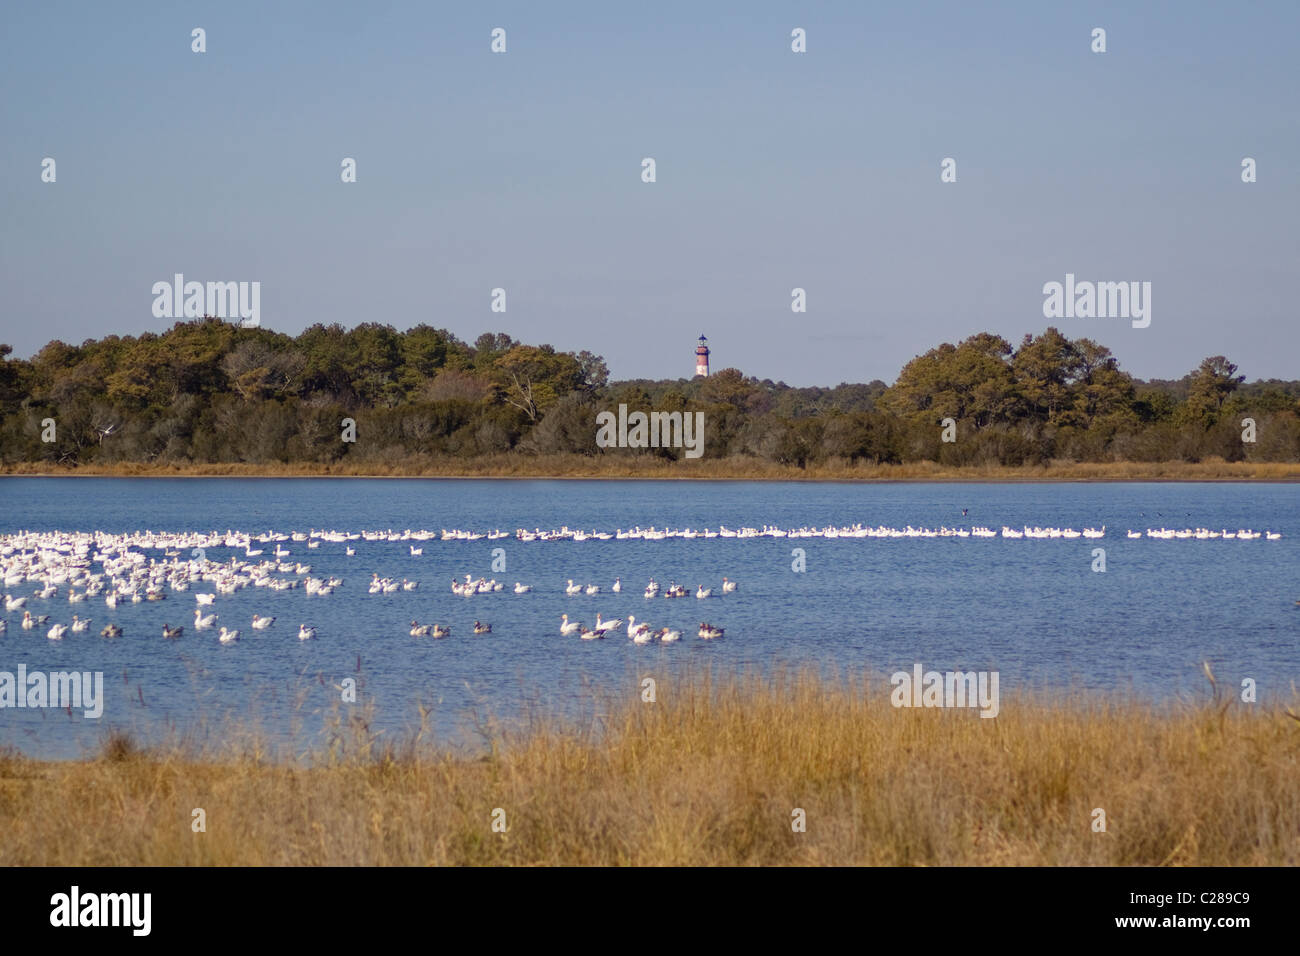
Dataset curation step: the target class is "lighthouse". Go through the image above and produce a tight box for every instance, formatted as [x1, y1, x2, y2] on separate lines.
[694, 334, 710, 377]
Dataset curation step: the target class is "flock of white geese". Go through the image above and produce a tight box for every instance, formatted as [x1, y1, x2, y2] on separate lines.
[0, 521, 1284, 642]
[0, 528, 746, 643]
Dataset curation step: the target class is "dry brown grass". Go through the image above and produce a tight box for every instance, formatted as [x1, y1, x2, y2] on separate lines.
[3, 455, 1298, 481]
[2, 671, 1296, 865]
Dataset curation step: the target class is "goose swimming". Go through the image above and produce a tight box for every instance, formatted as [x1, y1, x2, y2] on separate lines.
[658, 628, 681, 643]
[698, 623, 725, 640]
[298, 624, 317, 640]
[473, 621, 492, 634]
[194, 609, 217, 629]
[627, 616, 652, 641]
[70, 615, 90, 633]
[252, 614, 275, 629]
[100, 623, 122, 638]
[721, 577, 737, 592]
[409, 620, 432, 637]
[47, 623, 68, 640]
[696, 585, 713, 599]
[514, 582, 532, 593]
[430, 625, 450, 638]
[560, 614, 582, 636]
[162, 624, 183, 639]
[218, 626, 240, 644]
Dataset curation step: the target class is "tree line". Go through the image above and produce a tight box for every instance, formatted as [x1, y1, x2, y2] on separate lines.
[1, 319, 1297, 468]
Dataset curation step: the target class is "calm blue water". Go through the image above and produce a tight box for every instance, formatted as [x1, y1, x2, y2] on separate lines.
[1, 478, 1296, 759]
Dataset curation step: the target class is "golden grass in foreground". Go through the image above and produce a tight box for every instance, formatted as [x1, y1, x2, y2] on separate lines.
[3, 455, 1299, 481]
[1, 672, 1297, 865]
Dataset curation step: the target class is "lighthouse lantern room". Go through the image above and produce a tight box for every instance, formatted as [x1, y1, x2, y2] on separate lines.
[695, 334, 710, 377]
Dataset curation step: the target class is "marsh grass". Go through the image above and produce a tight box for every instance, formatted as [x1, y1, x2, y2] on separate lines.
[3, 455, 1298, 481]
[1, 669, 1296, 865]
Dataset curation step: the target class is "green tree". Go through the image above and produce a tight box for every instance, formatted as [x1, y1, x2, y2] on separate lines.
[1181, 356, 1244, 426]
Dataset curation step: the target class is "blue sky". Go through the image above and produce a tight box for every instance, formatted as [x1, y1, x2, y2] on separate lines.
[2, 1, 1296, 386]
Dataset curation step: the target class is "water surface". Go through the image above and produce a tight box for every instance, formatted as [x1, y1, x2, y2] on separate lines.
[1, 478, 1296, 758]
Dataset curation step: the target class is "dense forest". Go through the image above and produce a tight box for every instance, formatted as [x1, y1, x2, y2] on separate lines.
[1, 319, 1298, 469]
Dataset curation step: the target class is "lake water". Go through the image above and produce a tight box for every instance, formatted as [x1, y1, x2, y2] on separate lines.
[1, 478, 1296, 759]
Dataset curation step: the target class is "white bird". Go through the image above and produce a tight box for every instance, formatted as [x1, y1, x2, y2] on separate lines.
[70, 615, 90, 633]
[218, 627, 240, 644]
[611, 578, 621, 593]
[594, 613, 623, 634]
[252, 614, 275, 629]
[410, 546, 423, 556]
[345, 546, 356, 556]
[21, 611, 35, 630]
[298, 624, 316, 640]
[698, 623, 725, 640]
[564, 580, 583, 595]
[195, 593, 216, 605]
[722, 577, 737, 592]
[632, 626, 654, 644]
[194, 609, 217, 629]
[658, 628, 681, 643]
[627, 616, 652, 640]
[514, 582, 532, 594]
[585, 584, 601, 595]
[47, 623, 68, 640]
[104, 592, 118, 608]
[4, 594, 27, 611]
[430, 625, 450, 638]
[409, 620, 432, 637]
[696, 585, 713, 599]
[579, 626, 603, 640]
[560, 614, 582, 636]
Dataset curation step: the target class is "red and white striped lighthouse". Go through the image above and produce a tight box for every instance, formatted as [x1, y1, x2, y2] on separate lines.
[695, 334, 710, 377]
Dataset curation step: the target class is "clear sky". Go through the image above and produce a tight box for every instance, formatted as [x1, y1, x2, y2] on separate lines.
[2, 1, 1296, 386]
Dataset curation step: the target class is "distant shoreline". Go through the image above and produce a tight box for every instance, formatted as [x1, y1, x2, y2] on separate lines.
[3, 458, 1298, 482]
